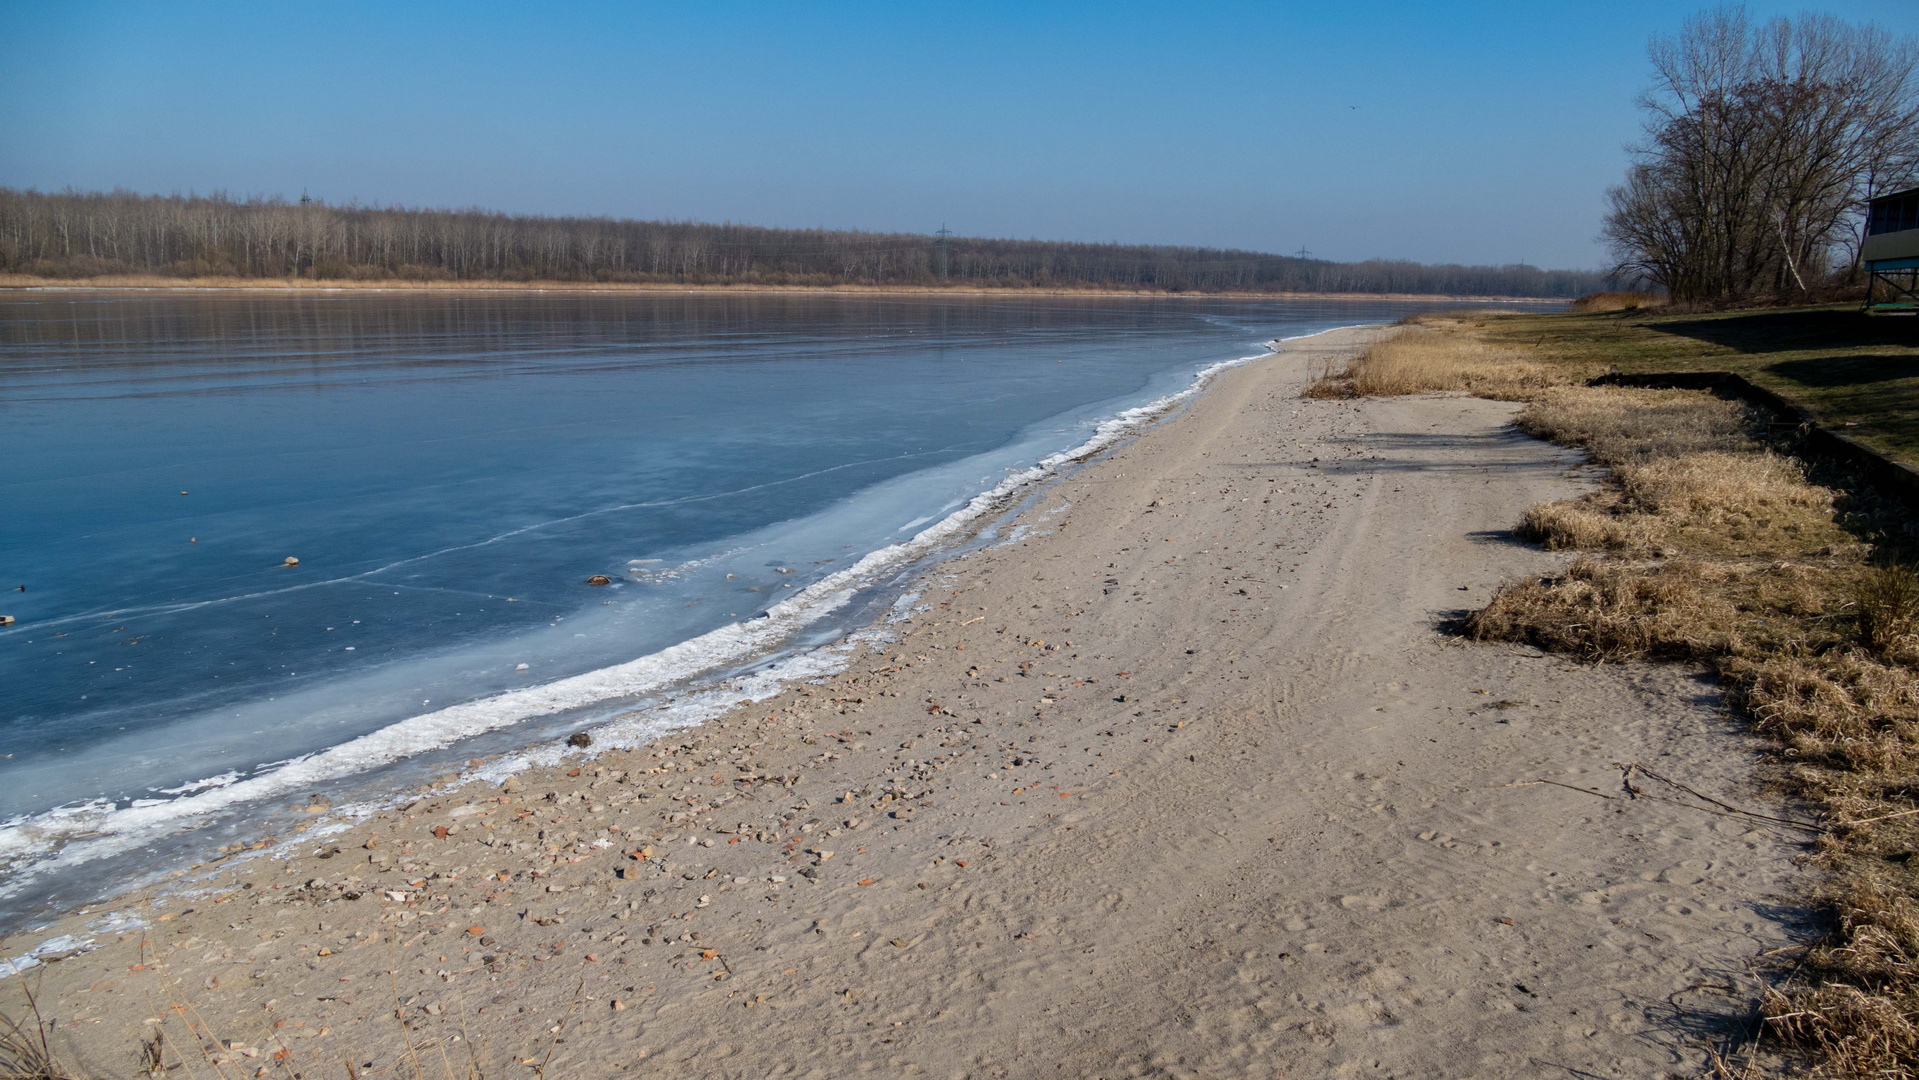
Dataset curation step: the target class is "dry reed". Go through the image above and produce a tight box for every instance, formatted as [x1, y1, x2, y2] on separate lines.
[1, 978, 85, 1080]
[1515, 385, 1757, 465]
[1855, 567, 1919, 657]
[1569, 290, 1665, 313]
[1301, 325, 1553, 400]
[1465, 557, 1740, 661]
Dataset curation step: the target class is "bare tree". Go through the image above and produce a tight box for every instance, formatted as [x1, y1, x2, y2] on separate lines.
[1604, 7, 1919, 300]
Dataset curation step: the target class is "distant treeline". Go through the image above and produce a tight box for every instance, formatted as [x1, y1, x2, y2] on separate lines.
[0, 188, 1605, 298]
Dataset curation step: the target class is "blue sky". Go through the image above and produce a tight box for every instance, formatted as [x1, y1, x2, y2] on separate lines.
[4, 1, 1916, 268]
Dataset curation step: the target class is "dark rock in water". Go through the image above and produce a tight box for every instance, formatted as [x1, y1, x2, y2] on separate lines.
[585, 575, 612, 586]
[567, 732, 593, 748]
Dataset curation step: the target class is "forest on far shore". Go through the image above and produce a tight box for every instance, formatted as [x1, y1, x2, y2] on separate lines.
[0, 188, 1607, 298]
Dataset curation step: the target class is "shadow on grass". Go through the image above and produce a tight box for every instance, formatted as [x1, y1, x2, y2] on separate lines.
[1634, 311, 1919, 461]
[1764, 353, 1919, 388]
[1651, 308, 1918, 355]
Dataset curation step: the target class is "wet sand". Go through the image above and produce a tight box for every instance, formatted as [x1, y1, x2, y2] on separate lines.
[2, 326, 1802, 1079]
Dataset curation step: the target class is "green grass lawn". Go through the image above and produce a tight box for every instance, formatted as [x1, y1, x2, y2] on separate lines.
[1479, 304, 1919, 465]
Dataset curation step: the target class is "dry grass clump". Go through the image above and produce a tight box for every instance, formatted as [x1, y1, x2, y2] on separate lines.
[1517, 500, 1656, 551]
[1515, 455, 1834, 556]
[1763, 874, 1919, 1080]
[1516, 385, 1757, 465]
[1302, 326, 1557, 400]
[1569, 290, 1664, 313]
[1466, 558, 1739, 661]
[1618, 452, 1827, 521]
[1767, 979, 1919, 1079]
[1735, 648, 1919, 775]
[1856, 566, 1919, 657]
[1512, 387, 1843, 558]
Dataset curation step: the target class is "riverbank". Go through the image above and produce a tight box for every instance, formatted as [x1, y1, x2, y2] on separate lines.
[0, 272, 1565, 304]
[1458, 301, 1919, 470]
[1311, 310, 1919, 1078]
[1, 325, 1799, 1079]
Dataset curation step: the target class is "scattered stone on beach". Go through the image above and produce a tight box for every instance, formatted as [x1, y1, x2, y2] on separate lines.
[283, 556, 299, 566]
[568, 732, 592, 748]
[586, 575, 612, 586]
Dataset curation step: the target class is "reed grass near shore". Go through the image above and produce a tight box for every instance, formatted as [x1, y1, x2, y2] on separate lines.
[1515, 387, 1838, 559]
[1315, 316, 1919, 1078]
[1568, 290, 1665, 313]
[1300, 317, 1552, 399]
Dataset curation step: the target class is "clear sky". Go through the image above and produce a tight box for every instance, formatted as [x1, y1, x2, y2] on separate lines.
[4, 1, 1916, 269]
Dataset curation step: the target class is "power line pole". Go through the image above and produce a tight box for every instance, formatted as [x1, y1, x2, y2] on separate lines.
[1295, 245, 1310, 260]
[935, 224, 952, 280]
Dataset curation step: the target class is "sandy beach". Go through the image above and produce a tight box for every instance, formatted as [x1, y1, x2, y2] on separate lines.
[2, 326, 1804, 1079]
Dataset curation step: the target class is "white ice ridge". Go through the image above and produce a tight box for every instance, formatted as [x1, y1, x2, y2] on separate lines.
[0, 336, 1299, 884]
[0, 935, 94, 979]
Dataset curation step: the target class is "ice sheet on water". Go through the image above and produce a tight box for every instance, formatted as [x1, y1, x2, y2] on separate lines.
[0, 337, 1292, 899]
